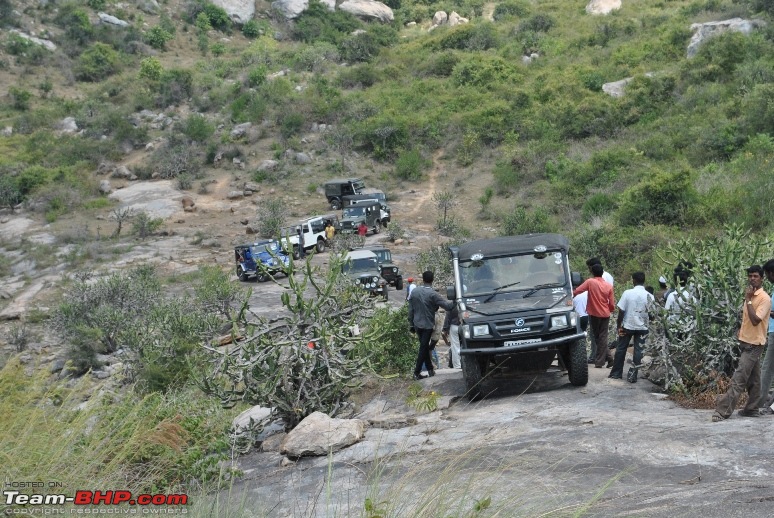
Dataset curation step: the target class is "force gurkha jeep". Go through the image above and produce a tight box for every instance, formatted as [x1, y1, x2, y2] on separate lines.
[342, 249, 388, 299]
[448, 234, 587, 399]
[339, 201, 382, 235]
[342, 193, 391, 226]
[324, 178, 365, 210]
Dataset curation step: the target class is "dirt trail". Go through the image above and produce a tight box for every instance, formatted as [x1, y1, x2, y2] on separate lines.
[404, 149, 444, 233]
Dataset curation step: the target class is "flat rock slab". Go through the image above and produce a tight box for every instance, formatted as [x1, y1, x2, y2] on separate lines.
[108, 180, 183, 219]
[226, 366, 774, 517]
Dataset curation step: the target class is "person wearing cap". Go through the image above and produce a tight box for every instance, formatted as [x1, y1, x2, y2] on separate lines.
[655, 276, 669, 306]
[712, 265, 772, 421]
[405, 277, 417, 301]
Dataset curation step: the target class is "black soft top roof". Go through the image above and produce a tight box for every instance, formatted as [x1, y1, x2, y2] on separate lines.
[455, 234, 570, 261]
[325, 177, 363, 185]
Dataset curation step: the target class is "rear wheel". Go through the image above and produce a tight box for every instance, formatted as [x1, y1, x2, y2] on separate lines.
[237, 267, 249, 282]
[395, 276, 404, 291]
[316, 238, 326, 253]
[462, 354, 488, 400]
[293, 246, 301, 260]
[330, 198, 341, 210]
[373, 223, 380, 234]
[566, 339, 589, 386]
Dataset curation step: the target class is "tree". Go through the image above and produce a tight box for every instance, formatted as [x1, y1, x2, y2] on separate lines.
[433, 190, 458, 236]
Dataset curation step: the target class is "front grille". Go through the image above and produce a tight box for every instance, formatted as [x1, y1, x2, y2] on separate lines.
[493, 315, 546, 337]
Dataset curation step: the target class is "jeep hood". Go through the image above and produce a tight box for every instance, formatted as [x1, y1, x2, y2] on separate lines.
[464, 293, 568, 316]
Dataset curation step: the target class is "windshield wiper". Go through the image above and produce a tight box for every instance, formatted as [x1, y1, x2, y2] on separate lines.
[482, 281, 521, 302]
[523, 283, 559, 298]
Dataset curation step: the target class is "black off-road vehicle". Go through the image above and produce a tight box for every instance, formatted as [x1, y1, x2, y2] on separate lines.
[362, 245, 403, 290]
[342, 249, 388, 299]
[448, 234, 587, 399]
[324, 178, 365, 210]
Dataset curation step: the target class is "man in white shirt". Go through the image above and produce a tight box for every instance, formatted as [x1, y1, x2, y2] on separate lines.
[609, 272, 654, 382]
[665, 273, 695, 326]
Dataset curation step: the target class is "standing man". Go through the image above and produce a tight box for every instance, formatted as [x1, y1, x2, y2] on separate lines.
[408, 271, 454, 380]
[573, 263, 616, 369]
[357, 221, 368, 237]
[405, 277, 417, 300]
[655, 276, 669, 306]
[443, 305, 461, 369]
[325, 220, 336, 246]
[585, 258, 614, 363]
[296, 226, 305, 259]
[757, 259, 774, 412]
[712, 265, 772, 421]
[609, 272, 654, 382]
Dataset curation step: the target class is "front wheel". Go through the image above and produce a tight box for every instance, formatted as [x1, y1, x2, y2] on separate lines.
[293, 246, 301, 260]
[461, 354, 487, 400]
[256, 272, 269, 282]
[373, 223, 380, 234]
[395, 276, 404, 291]
[316, 238, 326, 253]
[382, 288, 389, 301]
[566, 339, 589, 386]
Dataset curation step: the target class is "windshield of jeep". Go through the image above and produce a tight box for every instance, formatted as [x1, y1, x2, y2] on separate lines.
[343, 257, 378, 273]
[352, 181, 365, 192]
[371, 249, 390, 263]
[343, 207, 366, 218]
[251, 242, 279, 255]
[460, 252, 566, 297]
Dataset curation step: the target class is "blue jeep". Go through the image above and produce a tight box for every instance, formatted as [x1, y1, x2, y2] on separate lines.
[234, 240, 290, 282]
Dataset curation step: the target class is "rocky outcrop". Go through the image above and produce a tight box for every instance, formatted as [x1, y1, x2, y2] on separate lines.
[98, 12, 131, 27]
[687, 18, 766, 58]
[429, 10, 468, 31]
[448, 11, 468, 27]
[586, 0, 621, 15]
[271, 0, 307, 19]
[57, 117, 79, 134]
[280, 411, 366, 457]
[211, 0, 255, 25]
[338, 0, 394, 22]
[432, 11, 447, 26]
[9, 30, 56, 51]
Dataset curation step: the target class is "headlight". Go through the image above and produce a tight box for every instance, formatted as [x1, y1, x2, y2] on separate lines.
[472, 324, 489, 337]
[392, 267, 397, 273]
[270, 259, 277, 266]
[372, 276, 378, 283]
[550, 315, 568, 330]
[463, 325, 471, 339]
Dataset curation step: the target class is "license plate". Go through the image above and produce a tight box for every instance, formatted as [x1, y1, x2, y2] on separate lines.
[504, 338, 542, 346]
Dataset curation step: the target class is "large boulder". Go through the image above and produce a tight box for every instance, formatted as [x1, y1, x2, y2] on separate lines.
[211, 0, 255, 25]
[271, 0, 307, 19]
[586, 0, 621, 15]
[448, 11, 468, 27]
[338, 0, 394, 22]
[280, 411, 366, 457]
[98, 12, 131, 27]
[687, 18, 766, 58]
[9, 30, 56, 51]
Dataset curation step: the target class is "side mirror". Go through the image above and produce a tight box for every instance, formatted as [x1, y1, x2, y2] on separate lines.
[571, 271, 582, 288]
[446, 285, 456, 300]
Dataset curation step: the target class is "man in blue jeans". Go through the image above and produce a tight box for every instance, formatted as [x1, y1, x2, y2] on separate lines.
[609, 271, 654, 382]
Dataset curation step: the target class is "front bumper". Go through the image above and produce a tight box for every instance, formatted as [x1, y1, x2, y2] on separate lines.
[460, 332, 586, 356]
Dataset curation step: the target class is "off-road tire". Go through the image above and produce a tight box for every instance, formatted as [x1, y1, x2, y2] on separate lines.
[330, 198, 341, 210]
[567, 339, 589, 386]
[382, 288, 389, 301]
[316, 238, 326, 253]
[256, 272, 269, 283]
[373, 223, 380, 234]
[237, 268, 249, 282]
[293, 246, 301, 260]
[462, 354, 487, 400]
[382, 218, 390, 227]
[395, 276, 404, 291]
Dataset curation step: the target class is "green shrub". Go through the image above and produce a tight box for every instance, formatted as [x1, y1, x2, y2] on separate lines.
[279, 112, 304, 139]
[181, 114, 214, 143]
[132, 211, 163, 238]
[581, 193, 616, 222]
[419, 51, 458, 77]
[439, 23, 500, 51]
[492, 0, 530, 20]
[9, 87, 31, 111]
[293, 41, 339, 72]
[156, 69, 194, 106]
[340, 32, 380, 63]
[246, 66, 267, 87]
[195, 11, 212, 32]
[617, 168, 696, 227]
[59, 7, 94, 45]
[139, 56, 163, 80]
[362, 305, 416, 375]
[202, 2, 231, 32]
[500, 206, 556, 236]
[87, 0, 106, 10]
[337, 63, 379, 88]
[519, 14, 554, 33]
[256, 198, 286, 237]
[292, 0, 361, 44]
[145, 26, 174, 50]
[395, 148, 428, 181]
[76, 43, 120, 82]
[242, 20, 260, 38]
[451, 56, 519, 87]
[210, 42, 226, 56]
[6, 34, 47, 65]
